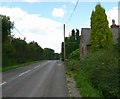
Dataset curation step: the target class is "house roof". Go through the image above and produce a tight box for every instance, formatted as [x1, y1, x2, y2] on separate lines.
[81, 28, 120, 45]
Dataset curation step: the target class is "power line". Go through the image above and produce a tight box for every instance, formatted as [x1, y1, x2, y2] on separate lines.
[66, 0, 79, 24]
[14, 26, 25, 38]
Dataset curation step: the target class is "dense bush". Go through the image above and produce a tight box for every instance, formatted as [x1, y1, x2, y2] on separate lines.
[61, 29, 80, 60]
[65, 59, 80, 72]
[80, 48, 118, 97]
[68, 49, 80, 60]
[65, 48, 119, 98]
[92, 50, 118, 97]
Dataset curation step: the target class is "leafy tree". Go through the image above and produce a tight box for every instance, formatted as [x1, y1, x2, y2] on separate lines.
[28, 41, 43, 61]
[61, 42, 64, 61]
[61, 29, 80, 60]
[54, 53, 60, 60]
[70, 29, 75, 41]
[76, 29, 80, 48]
[66, 42, 78, 59]
[90, 4, 113, 52]
[1, 15, 14, 43]
[2, 14, 59, 68]
[68, 49, 80, 60]
[1, 14, 15, 67]
[12, 38, 27, 63]
[43, 48, 55, 60]
[2, 43, 17, 66]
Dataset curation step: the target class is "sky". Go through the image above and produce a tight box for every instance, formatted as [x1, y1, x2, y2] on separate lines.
[0, 0, 119, 53]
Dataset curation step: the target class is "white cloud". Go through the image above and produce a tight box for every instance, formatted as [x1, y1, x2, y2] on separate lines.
[0, 6, 63, 53]
[106, 6, 119, 26]
[52, 7, 67, 18]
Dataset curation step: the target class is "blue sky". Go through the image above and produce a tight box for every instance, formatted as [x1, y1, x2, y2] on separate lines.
[1, 2, 118, 26]
[0, 1, 119, 53]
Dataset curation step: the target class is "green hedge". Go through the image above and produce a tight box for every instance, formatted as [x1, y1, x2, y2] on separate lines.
[65, 48, 119, 98]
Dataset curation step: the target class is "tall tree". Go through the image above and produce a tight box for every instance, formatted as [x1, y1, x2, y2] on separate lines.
[1, 15, 14, 43]
[70, 29, 75, 41]
[43, 48, 55, 60]
[12, 38, 27, 63]
[76, 29, 80, 47]
[61, 29, 80, 59]
[2, 14, 60, 68]
[61, 42, 64, 60]
[1, 15, 15, 67]
[65, 42, 78, 59]
[90, 4, 113, 52]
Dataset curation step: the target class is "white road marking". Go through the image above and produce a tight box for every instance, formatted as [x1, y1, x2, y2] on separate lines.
[24, 69, 31, 74]
[18, 69, 32, 77]
[34, 65, 40, 69]
[0, 82, 7, 86]
[18, 73, 25, 77]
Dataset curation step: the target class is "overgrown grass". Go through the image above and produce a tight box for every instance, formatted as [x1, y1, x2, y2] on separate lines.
[65, 60, 102, 97]
[65, 48, 119, 98]
[1, 61, 41, 72]
[75, 72, 102, 97]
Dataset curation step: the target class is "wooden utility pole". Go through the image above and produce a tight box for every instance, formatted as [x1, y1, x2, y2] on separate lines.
[63, 24, 66, 61]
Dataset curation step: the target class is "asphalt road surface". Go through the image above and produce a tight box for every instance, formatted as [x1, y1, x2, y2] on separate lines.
[1, 60, 68, 97]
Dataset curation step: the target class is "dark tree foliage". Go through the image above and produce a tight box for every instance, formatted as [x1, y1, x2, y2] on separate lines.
[65, 42, 78, 59]
[2, 15, 15, 67]
[43, 48, 55, 60]
[27, 41, 43, 61]
[70, 29, 75, 41]
[61, 29, 80, 60]
[68, 49, 80, 60]
[1, 15, 14, 43]
[12, 38, 27, 63]
[61, 42, 64, 61]
[2, 14, 59, 67]
[76, 29, 80, 48]
[54, 53, 60, 60]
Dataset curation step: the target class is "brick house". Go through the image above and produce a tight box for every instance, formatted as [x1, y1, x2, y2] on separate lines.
[80, 20, 120, 58]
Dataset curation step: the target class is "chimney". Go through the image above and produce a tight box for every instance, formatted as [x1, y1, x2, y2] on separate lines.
[111, 19, 119, 28]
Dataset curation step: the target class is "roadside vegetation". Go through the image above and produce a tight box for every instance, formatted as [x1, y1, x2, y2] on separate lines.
[1, 14, 60, 72]
[61, 29, 80, 60]
[66, 47, 119, 97]
[64, 4, 119, 98]
[1, 61, 40, 72]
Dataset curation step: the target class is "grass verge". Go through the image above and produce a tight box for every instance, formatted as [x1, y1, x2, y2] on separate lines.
[1, 61, 41, 72]
[65, 60, 102, 97]
[65, 48, 119, 97]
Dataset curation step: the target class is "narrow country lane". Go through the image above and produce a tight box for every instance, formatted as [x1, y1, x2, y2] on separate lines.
[1, 60, 68, 97]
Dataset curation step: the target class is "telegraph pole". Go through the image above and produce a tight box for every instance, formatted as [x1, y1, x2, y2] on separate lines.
[63, 24, 66, 61]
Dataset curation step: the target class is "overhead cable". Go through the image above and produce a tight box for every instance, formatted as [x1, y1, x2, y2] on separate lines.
[66, 0, 79, 24]
[14, 26, 25, 38]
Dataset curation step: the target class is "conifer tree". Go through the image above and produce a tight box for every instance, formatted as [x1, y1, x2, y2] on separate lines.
[90, 4, 113, 52]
